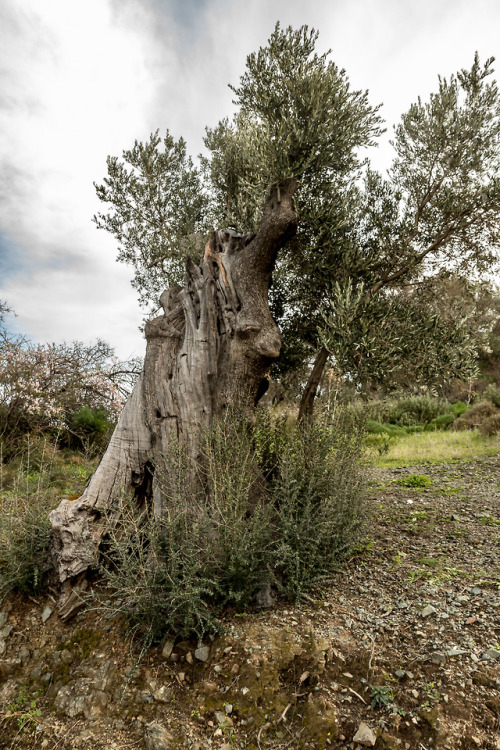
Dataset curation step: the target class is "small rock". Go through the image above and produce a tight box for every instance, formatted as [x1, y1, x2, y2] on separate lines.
[161, 640, 174, 659]
[470, 587, 482, 596]
[154, 686, 172, 703]
[447, 649, 468, 657]
[224, 703, 233, 715]
[0, 639, 6, 657]
[353, 721, 377, 746]
[41, 607, 53, 623]
[194, 646, 210, 662]
[421, 605, 437, 618]
[394, 669, 405, 678]
[215, 711, 227, 725]
[241, 687, 250, 696]
[0, 613, 8, 629]
[2, 625, 13, 638]
[431, 653, 446, 665]
[144, 722, 174, 750]
[482, 647, 500, 661]
[185, 652, 193, 665]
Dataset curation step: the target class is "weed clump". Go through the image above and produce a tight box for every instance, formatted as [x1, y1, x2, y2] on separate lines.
[397, 474, 432, 488]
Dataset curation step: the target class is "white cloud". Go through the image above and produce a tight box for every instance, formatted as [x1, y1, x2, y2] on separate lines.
[0, 0, 499, 358]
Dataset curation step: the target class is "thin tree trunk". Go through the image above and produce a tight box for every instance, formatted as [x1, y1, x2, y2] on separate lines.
[49, 180, 297, 618]
[298, 346, 329, 422]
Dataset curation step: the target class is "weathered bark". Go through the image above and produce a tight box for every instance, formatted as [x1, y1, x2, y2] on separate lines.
[298, 346, 329, 422]
[49, 180, 297, 617]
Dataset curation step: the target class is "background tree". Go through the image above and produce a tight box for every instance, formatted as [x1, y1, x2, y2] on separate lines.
[0, 308, 141, 458]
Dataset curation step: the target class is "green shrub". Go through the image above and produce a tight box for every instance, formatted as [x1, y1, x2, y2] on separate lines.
[95, 409, 368, 643]
[365, 433, 393, 455]
[424, 414, 455, 431]
[384, 395, 450, 426]
[450, 401, 468, 418]
[365, 420, 407, 437]
[66, 406, 113, 454]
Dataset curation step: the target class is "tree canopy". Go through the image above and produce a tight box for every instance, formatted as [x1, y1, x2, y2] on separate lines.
[94, 25, 500, 394]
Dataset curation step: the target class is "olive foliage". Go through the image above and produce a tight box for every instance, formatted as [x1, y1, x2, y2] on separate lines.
[93, 27, 500, 390]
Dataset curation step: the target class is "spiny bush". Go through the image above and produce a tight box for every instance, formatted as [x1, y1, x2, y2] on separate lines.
[95, 409, 367, 643]
[0, 494, 52, 596]
[272, 412, 367, 601]
[479, 412, 500, 436]
[96, 417, 275, 642]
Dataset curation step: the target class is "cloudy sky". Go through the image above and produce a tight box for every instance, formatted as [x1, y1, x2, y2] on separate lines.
[1, 0, 499, 359]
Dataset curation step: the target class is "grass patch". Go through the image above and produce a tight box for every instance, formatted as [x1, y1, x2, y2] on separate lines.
[397, 474, 432, 488]
[374, 429, 499, 467]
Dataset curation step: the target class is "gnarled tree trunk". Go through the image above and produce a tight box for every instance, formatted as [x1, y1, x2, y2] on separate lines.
[49, 180, 297, 617]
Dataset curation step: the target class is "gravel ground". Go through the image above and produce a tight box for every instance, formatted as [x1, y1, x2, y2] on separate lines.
[0, 457, 499, 749]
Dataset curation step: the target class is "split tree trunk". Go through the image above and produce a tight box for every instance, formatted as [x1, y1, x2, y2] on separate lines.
[49, 181, 297, 618]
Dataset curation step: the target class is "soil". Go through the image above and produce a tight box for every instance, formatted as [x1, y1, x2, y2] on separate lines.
[0, 457, 499, 749]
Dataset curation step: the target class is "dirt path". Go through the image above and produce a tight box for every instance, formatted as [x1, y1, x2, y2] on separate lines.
[1, 458, 499, 749]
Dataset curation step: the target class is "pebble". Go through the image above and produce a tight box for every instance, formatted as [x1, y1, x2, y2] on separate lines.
[162, 640, 174, 659]
[421, 605, 437, 618]
[154, 686, 173, 703]
[195, 646, 210, 662]
[41, 606, 53, 623]
[482, 647, 500, 661]
[353, 721, 377, 747]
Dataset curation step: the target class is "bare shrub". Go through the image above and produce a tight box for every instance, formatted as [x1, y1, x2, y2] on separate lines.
[454, 401, 497, 430]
